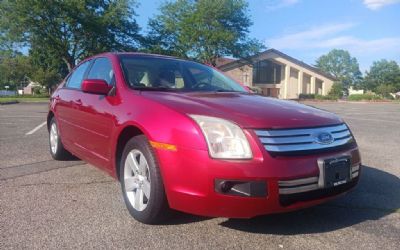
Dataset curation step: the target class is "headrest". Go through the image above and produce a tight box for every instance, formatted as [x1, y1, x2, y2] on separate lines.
[158, 70, 175, 85]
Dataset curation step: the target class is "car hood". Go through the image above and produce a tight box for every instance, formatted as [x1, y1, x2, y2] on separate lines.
[140, 91, 342, 129]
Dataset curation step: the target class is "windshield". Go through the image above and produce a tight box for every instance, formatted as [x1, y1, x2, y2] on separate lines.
[119, 56, 246, 92]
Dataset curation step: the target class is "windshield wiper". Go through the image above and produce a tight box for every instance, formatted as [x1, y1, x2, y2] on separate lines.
[214, 89, 242, 93]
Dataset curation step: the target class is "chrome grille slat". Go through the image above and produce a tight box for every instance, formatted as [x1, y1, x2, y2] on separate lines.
[331, 130, 351, 139]
[260, 136, 315, 144]
[255, 124, 347, 137]
[255, 123, 353, 153]
[278, 164, 360, 195]
[279, 183, 319, 194]
[278, 176, 318, 187]
[278, 176, 319, 194]
[265, 137, 353, 152]
[352, 164, 360, 172]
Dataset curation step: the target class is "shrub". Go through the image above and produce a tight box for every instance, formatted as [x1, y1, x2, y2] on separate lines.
[386, 94, 395, 100]
[375, 84, 396, 99]
[315, 94, 338, 100]
[348, 94, 382, 101]
[299, 94, 337, 100]
[0, 94, 50, 98]
[248, 86, 262, 94]
[328, 82, 344, 98]
[299, 94, 315, 99]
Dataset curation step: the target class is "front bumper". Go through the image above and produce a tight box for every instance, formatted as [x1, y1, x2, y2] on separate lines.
[154, 143, 361, 218]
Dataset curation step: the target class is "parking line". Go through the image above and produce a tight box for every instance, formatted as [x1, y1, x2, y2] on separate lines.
[26, 121, 47, 135]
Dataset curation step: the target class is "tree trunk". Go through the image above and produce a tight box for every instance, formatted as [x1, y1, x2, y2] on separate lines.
[62, 56, 75, 72]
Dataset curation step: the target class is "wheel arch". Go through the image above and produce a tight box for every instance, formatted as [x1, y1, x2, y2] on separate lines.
[47, 111, 55, 131]
[115, 125, 145, 180]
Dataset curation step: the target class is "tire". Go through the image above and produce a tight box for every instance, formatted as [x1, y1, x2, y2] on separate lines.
[48, 117, 74, 160]
[119, 135, 170, 224]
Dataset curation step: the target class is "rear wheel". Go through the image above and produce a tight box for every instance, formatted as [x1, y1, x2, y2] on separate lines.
[49, 117, 74, 160]
[120, 135, 170, 224]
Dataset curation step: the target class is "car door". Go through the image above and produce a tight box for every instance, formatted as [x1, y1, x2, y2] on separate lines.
[75, 57, 117, 170]
[55, 60, 91, 152]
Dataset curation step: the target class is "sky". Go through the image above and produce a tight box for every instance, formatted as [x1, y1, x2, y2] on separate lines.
[136, 0, 400, 72]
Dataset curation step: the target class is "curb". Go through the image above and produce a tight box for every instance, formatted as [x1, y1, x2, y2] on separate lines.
[18, 101, 49, 104]
[300, 100, 399, 104]
[0, 101, 19, 105]
[338, 100, 400, 104]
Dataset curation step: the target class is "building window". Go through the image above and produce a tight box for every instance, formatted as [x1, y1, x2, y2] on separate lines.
[263, 88, 280, 97]
[252, 60, 282, 84]
[242, 71, 250, 86]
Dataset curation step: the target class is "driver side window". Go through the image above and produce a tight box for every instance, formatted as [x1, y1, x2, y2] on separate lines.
[87, 58, 114, 85]
[65, 61, 91, 89]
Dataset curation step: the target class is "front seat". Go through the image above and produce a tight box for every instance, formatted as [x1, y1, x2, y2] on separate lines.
[155, 70, 176, 88]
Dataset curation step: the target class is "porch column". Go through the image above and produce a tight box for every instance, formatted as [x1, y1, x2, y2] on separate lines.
[298, 70, 303, 97]
[310, 76, 316, 94]
[284, 65, 290, 99]
[322, 81, 326, 95]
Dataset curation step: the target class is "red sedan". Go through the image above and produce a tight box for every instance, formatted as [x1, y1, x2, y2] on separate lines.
[48, 53, 361, 224]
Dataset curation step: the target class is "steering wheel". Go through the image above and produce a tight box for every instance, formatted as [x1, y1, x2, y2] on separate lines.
[191, 82, 211, 90]
[130, 81, 146, 88]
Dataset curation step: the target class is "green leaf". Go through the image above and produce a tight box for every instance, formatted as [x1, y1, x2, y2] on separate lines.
[145, 0, 264, 66]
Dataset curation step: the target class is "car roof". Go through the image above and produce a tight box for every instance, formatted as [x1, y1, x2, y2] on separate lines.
[95, 52, 182, 60]
[74, 52, 200, 73]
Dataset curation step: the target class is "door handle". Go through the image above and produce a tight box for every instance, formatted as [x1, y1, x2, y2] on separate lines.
[76, 99, 82, 105]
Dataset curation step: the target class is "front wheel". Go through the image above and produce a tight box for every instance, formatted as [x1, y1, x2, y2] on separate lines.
[48, 117, 74, 160]
[120, 135, 170, 224]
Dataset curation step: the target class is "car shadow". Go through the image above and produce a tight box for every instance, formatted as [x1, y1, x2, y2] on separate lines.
[160, 211, 211, 225]
[219, 165, 400, 234]
[66, 155, 81, 161]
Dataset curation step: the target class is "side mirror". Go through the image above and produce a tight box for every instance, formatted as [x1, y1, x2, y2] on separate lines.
[81, 79, 112, 95]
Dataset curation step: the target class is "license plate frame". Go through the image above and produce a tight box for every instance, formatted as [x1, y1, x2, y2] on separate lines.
[322, 156, 351, 188]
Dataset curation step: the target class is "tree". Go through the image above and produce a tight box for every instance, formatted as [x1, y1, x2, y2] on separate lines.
[0, 0, 141, 72]
[0, 53, 32, 90]
[30, 67, 62, 92]
[28, 42, 69, 89]
[328, 82, 344, 98]
[146, 0, 264, 66]
[0, 33, 13, 52]
[375, 84, 396, 98]
[362, 60, 400, 92]
[315, 49, 362, 89]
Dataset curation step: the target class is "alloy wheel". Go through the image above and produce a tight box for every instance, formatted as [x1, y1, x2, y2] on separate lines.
[124, 149, 151, 211]
[50, 122, 58, 154]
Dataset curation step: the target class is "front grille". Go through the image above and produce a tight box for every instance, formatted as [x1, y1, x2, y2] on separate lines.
[278, 177, 319, 195]
[279, 177, 359, 206]
[255, 123, 354, 155]
[278, 163, 361, 195]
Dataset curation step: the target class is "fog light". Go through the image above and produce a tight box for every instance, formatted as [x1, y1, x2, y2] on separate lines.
[215, 179, 267, 197]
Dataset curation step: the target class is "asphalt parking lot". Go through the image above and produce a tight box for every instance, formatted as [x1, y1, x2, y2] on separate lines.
[1, 102, 399, 249]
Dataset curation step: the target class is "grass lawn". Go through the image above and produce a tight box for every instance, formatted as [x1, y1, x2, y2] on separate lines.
[0, 97, 49, 103]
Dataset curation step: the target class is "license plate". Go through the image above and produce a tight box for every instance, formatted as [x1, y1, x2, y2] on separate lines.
[324, 156, 351, 188]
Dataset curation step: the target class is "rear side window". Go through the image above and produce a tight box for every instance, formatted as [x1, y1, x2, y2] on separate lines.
[87, 58, 114, 85]
[66, 61, 90, 89]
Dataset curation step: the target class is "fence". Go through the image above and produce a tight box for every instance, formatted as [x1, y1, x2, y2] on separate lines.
[0, 90, 17, 96]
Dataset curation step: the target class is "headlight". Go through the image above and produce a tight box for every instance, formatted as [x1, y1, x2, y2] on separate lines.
[190, 115, 252, 159]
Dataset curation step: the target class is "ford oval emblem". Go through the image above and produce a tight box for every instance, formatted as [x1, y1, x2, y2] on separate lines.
[315, 132, 334, 144]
